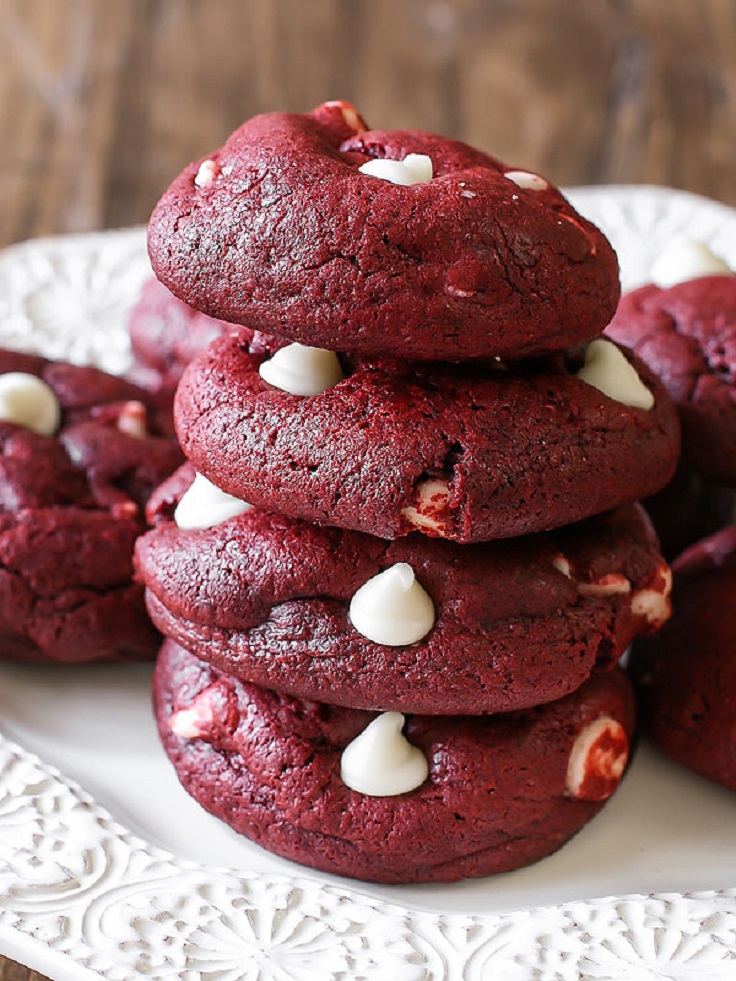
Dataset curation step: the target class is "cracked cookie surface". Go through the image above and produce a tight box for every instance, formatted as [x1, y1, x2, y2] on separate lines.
[173, 333, 680, 542]
[137, 471, 670, 715]
[148, 101, 620, 361]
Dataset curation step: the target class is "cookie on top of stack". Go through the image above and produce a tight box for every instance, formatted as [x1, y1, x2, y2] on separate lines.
[137, 101, 679, 883]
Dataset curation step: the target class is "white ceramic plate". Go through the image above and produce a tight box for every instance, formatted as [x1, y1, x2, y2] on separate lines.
[1, 186, 736, 981]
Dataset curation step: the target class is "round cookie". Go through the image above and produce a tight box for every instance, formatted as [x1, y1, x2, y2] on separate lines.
[0, 349, 182, 663]
[155, 640, 636, 884]
[127, 277, 283, 400]
[148, 100, 620, 361]
[605, 276, 736, 484]
[629, 527, 736, 791]
[174, 333, 680, 543]
[136, 466, 671, 715]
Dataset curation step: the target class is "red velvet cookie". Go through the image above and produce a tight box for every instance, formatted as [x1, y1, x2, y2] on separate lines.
[136, 466, 670, 715]
[148, 101, 620, 361]
[0, 349, 182, 663]
[605, 276, 736, 484]
[629, 527, 736, 791]
[127, 277, 283, 400]
[174, 333, 680, 543]
[155, 640, 636, 884]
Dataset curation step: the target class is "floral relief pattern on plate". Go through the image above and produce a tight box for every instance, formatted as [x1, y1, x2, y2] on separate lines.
[1, 736, 736, 980]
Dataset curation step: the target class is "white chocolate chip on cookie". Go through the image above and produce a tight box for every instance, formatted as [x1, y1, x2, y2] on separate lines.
[175, 472, 252, 531]
[576, 339, 654, 410]
[0, 372, 61, 436]
[259, 343, 344, 397]
[631, 562, 673, 630]
[401, 478, 451, 535]
[169, 689, 218, 740]
[359, 153, 433, 186]
[324, 99, 366, 134]
[340, 711, 429, 796]
[578, 573, 632, 598]
[504, 170, 549, 191]
[349, 562, 436, 646]
[566, 717, 629, 801]
[194, 159, 220, 187]
[117, 400, 148, 438]
[552, 554, 574, 579]
[651, 239, 732, 288]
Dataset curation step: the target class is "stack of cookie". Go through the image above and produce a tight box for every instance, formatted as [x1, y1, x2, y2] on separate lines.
[136, 102, 680, 883]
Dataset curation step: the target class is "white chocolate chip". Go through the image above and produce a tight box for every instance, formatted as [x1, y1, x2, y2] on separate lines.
[324, 99, 366, 134]
[576, 339, 654, 410]
[111, 500, 139, 521]
[631, 564, 673, 629]
[117, 400, 147, 438]
[169, 691, 216, 739]
[565, 717, 628, 801]
[445, 284, 476, 298]
[194, 160, 219, 187]
[359, 153, 433, 186]
[504, 170, 549, 191]
[578, 573, 632, 598]
[169, 708, 207, 739]
[349, 562, 436, 646]
[401, 478, 451, 534]
[258, 343, 344, 397]
[340, 711, 429, 796]
[650, 239, 732, 288]
[174, 472, 252, 530]
[0, 372, 61, 436]
[552, 554, 574, 579]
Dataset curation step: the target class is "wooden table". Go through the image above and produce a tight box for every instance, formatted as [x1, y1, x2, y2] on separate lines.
[1, 1, 735, 978]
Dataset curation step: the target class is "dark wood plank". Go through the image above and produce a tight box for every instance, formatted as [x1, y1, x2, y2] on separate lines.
[0, 0, 735, 250]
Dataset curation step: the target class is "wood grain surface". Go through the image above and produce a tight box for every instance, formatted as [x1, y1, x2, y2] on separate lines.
[1, 1, 735, 978]
[1, 0, 735, 251]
